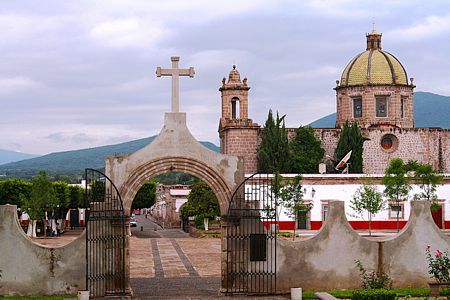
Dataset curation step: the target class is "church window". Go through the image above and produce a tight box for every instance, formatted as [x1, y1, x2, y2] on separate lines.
[231, 97, 240, 119]
[380, 134, 399, 152]
[376, 96, 388, 117]
[401, 96, 407, 118]
[353, 97, 362, 118]
[381, 136, 393, 150]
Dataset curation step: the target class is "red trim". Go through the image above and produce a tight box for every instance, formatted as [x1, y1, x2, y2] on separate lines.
[349, 220, 408, 230]
[264, 220, 409, 231]
[311, 221, 322, 230]
[444, 221, 450, 229]
[263, 221, 295, 230]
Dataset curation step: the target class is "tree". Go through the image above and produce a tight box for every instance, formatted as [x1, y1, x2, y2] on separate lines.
[68, 185, 85, 209]
[409, 162, 444, 203]
[289, 126, 325, 174]
[278, 175, 312, 240]
[23, 170, 56, 237]
[180, 179, 220, 230]
[334, 121, 366, 173]
[52, 181, 70, 219]
[351, 182, 384, 236]
[382, 158, 412, 232]
[257, 110, 289, 173]
[0, 179, 32, 206]
[132, 181, 156, 209]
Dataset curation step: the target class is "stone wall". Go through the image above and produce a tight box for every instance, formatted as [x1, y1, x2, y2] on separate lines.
[362, 127, 449, 173]
[219, 122, 260, 174]
[0, 205, 85, 296]
[295, 127, 450, 174]
[276, 201, 450, 292]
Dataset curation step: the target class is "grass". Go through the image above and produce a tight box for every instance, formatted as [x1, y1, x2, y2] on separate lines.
[0, 297, 76, 300]
[0, 288, 434, 300]
[301, 288, 430, 299]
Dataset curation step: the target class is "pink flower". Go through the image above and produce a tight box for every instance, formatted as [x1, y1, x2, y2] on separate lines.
[374, 275, 378, 280]
[436, 250, 442, 257]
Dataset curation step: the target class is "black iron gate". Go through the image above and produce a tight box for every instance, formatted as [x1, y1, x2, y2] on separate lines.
[85, 168, 126, 298]
[225, 173, 277, 294]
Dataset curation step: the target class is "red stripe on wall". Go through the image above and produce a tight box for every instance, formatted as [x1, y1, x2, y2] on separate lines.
[264, 220, 409, 231]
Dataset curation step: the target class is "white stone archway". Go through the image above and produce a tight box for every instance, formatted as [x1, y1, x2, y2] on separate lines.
[104, 112, 244, 295]
[105, 112, 244, 215]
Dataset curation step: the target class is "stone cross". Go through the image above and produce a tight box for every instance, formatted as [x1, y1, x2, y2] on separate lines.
[156, 57, 195, 113]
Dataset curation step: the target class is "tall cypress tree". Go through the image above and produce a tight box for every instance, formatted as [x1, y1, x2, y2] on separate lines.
[334, 121, 366, 173]
[257, 110, 289, 173]
[289, 126, 325, 174]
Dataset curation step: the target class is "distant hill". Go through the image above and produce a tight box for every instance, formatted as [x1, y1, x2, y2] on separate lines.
[309, 91, 450, 128]
[0, 149, 38, 165]
[0, 136, 219, 180]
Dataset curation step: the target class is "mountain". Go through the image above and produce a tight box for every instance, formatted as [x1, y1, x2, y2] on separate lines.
[309, 91, 450, 128]
[0, 136, 219, 180]
[0, 149, 39, 165]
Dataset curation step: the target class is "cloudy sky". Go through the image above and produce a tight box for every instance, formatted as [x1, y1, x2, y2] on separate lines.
[1, 0, 450, 155]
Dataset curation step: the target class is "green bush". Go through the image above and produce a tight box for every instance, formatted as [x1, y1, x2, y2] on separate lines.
[194, 215, 204, 229]
[351, 289, 396, 300]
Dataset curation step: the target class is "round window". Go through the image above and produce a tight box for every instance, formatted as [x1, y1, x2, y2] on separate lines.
[380, 134, 398, 152]
[381, 136, 393, 149]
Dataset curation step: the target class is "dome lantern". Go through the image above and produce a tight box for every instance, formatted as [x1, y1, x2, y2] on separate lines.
[366, 30, 382, 50]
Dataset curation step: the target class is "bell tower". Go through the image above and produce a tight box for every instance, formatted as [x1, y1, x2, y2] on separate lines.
[218, 65, 260, 174]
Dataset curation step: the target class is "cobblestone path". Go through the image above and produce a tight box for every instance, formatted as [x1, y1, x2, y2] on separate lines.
[129, 216, 287, 299]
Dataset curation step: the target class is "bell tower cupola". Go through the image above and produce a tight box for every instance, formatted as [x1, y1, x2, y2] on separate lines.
[219, 65, 250, 121]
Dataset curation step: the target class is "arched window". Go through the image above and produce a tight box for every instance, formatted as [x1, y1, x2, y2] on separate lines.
[231, 97, 240, 119]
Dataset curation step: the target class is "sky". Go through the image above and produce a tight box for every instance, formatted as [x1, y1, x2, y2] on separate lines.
[1, 0, 450, 155]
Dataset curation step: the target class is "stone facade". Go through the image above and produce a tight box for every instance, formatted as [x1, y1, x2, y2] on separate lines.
[336, 85, 414, 129]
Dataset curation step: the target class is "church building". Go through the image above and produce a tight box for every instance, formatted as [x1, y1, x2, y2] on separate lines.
[219, 29, 450, 175]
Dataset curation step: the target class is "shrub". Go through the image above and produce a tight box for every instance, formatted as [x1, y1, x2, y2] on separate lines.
[194, 215, 204, 229]
[426, 245, 450, 283]
[356, 260, 391, 289]
[351, 289, 396, 300]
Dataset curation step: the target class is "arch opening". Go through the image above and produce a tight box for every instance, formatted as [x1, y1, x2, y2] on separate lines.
[120, 157, 232, 217]
[231, 97, 240, 119]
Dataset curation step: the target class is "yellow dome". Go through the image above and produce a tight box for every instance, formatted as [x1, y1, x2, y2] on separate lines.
[340, 32, 409, 87]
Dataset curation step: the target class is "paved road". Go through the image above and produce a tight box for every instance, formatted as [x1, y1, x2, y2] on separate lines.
[131, 214, 190, 239]
[130, 215, 224, 299]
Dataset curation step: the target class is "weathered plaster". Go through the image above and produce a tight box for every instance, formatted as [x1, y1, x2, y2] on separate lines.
[383, 201, 450, 287]
[276, 201, 450, 292]
[0, 205, 85, 296]
[277, 201, 377, 292]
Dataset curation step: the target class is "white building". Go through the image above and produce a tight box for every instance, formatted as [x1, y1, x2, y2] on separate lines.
[245, 174, 450, 231]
